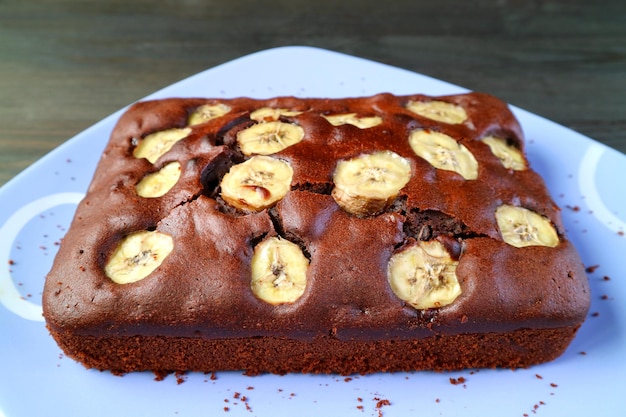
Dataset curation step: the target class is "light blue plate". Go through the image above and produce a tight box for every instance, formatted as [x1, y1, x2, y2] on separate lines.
[1, 46, 625, 417]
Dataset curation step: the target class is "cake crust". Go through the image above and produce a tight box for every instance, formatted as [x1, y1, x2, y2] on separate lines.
[43, 92, 590, 375]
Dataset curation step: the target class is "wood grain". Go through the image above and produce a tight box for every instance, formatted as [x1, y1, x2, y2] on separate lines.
[1, 0, 625, 186]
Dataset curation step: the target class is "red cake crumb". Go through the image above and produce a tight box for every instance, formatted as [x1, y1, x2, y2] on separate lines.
[449, 376, 467, 385]
[175, 371, 187, 384]
[153, 370, 168, 381]
[585, 265, 600, 273]
[373, 397, 391, 417]
[376, 399, 391, 408]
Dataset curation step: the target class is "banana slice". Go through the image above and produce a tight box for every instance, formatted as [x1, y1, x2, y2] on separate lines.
[495, 205, 559, 248]
[135, 161, 182, 198]
[332, 150, 412, 217]
[220, 155, 293, 212]
[321, 113, 383, 129]
[409, 129, 478, 180]
[133, 127, 192, 164]
[188, 103, 231, 126]
[250, 107, 302, 122]
[481, 136, 526, 171]
[236, 121, 305, 156]
[250, 236, 309, 305]
[105, 230, 174, 284]
[387, 239, 461, 310]
[406, 100, 468, 124]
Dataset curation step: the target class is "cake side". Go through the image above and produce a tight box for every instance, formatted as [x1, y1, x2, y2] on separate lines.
[48, 327, 581, 376]
[42, 92, 590, 374]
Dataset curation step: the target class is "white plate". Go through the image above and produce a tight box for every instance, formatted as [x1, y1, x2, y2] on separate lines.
[1, 46, 625, 417]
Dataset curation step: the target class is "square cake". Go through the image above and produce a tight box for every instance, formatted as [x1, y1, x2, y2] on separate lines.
[43, 92, 590, 375]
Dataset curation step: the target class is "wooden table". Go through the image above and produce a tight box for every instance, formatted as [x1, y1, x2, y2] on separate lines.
[1, 0, 625, 187]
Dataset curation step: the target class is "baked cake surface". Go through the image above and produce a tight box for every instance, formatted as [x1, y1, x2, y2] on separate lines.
[43, 92, 590, 375]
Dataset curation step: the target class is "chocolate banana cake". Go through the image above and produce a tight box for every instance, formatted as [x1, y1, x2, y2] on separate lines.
[43, 92, 590, 376]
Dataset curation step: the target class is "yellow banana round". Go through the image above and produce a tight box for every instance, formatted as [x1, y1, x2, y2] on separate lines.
[332, 150, 412, 216]
[387, 239, 462, 310]
[105, 230, 174, 284]
[220, 155, 293, 212]
[250, 236, 309, 305]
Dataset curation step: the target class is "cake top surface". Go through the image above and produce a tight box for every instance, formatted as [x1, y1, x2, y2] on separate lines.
[43, 92, 590, 341]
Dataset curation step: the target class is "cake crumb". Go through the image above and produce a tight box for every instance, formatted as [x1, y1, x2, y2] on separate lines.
[585, 264, 599, 273]
[373, 397, 391, 417]
[153, 370, 169, 381]
[449, 376, 467, 386]
[376, 399, 391, 408]
[175, 371, 187, 384]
